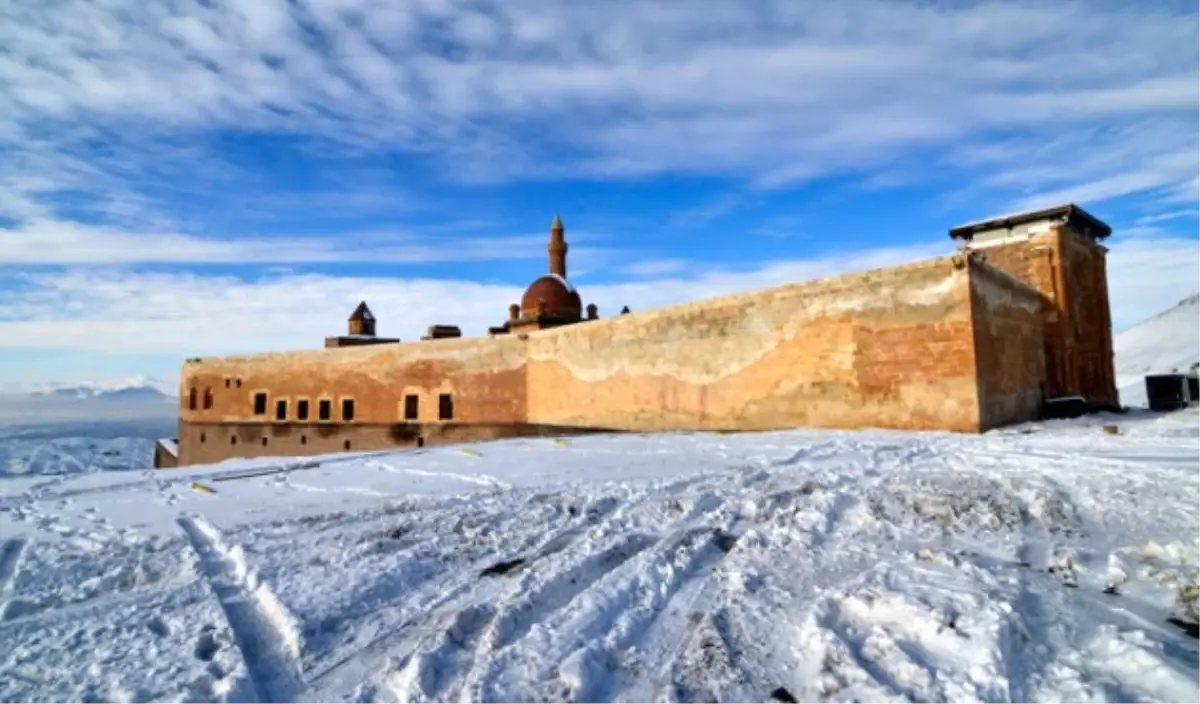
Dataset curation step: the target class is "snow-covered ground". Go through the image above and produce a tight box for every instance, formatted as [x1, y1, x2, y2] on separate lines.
[1115, 294, 1199, 407]
[0, 418, 175, 478]
[1, 408, 1197, 703]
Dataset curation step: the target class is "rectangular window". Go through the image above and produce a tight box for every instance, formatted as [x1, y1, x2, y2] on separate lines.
[404, 394, 419, 420]
[296, 399, 309, 421]
[438, 393, 454, 420]
[275, 399, 287, 421]
[342, 399, 356, 422]
[318, 399, 332, 421]
[253, 392, 268, 415]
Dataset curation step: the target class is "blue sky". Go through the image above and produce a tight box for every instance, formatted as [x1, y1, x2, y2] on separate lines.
[0, 0, 1197, 392]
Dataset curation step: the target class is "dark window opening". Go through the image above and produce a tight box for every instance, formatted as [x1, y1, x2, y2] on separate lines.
[253, 392, 268, 415]
[262, 437, 268, 446]
[200, 432, 206, 443]
[297, 399, 310, 421]
[225, 379, 231, 388]
[318, 399, 332, 421]
[188, 388, 197, 410]
[203, 388, 213, 410]
[236, 379, 243, 388]
[416, 437, 425, 448]
[343, 440, 351, 451]
[300, 435, 307, 445]
[231, 435, 237, 445]
[404, 395, 419, 420]
[342, 399, 356, 422]
[438, 394, 454, 420]
[275, 399, 287, 421]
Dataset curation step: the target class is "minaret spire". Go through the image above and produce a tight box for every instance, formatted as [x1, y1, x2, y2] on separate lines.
[549, 213, 567, 277]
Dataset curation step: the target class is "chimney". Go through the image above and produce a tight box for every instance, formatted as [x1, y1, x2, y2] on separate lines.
[508, 303, 520, 321]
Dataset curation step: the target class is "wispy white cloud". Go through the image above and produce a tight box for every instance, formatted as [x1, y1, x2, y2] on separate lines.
[0, 241, 948, 355]
[1135, 210, 1200, 225]
[0, 0, 1195, 381]
[619, 259, 690, 277]
[0, 218, 623, 265]
[1, 0, 1195, 210]
[6, 235, 1190, 357]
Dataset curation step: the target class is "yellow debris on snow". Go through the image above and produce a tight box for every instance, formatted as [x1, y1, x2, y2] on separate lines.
[190, 481, 217, 494]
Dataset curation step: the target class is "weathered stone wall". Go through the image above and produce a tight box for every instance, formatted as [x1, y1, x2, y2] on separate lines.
[1058, 229, 1117, 406]
[968, 226, 1116, 405]
[967, 258, 1046, 430]
[177, 335, 529, 465]
[171, 248, 1091, 468]
[176, 420, 607, 466]
[523, 256, 984, 433]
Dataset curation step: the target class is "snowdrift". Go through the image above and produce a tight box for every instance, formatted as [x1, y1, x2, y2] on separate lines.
[0, 409, 1197, 702]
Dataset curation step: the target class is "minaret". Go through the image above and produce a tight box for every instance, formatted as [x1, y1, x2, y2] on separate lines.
[549, 213, 567, 277]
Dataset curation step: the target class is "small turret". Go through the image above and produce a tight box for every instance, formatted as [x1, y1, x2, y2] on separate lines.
[586, 303, 598, 320]
[348, 301, 376, 336]
[325, 301, 398, 348]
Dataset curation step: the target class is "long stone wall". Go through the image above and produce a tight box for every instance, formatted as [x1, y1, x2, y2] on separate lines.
[176, 420, 609, 466]
[171, 252, 1058, 467]
[524, 255, 985, 433]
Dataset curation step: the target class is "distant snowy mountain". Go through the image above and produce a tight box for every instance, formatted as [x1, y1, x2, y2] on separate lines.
[1115, 293, 1199, 407]
[35, 384, 170, 402]
[0, 377, 178, 424]
[11, 376, 177, 400]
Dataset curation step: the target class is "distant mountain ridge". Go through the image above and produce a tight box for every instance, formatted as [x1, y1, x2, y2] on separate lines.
[34, 385, 170, 402]
[1114, 293, 1200, 407]
[12, 376, 177, 401]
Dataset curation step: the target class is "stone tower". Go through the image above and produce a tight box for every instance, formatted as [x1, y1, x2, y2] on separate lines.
[949, 203, 1117, 408]
[549, 213, 567, 278]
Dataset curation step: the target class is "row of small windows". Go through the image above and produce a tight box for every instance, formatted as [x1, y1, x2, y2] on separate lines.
[255, 393, 347, 421]
[251, 393, 454, 421]
[198, 431, 352, 451]
[191, 388, 454, 421]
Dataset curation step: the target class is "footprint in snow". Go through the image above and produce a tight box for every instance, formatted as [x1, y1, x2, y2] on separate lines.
[194, 630, 220, 662]
[147, 615, 173, 638]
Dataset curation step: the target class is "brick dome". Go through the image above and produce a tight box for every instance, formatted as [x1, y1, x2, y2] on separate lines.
[521, 274, 582, 319]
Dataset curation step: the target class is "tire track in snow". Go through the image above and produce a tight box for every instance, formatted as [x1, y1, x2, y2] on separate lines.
[551, 525, 734, 703]
[0, 538, 28, 594]
[301, 490, 632, 700]
[0, 537, 30, 618]
[177, 515, 306, 703]
[364, 458, 512, 490]
[398, 532, 660, 702]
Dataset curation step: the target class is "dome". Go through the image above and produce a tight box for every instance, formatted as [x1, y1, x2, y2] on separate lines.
[520, 274, 582, 319]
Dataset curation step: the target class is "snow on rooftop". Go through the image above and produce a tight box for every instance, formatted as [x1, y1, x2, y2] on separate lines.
[0, 409, 1197, 702]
